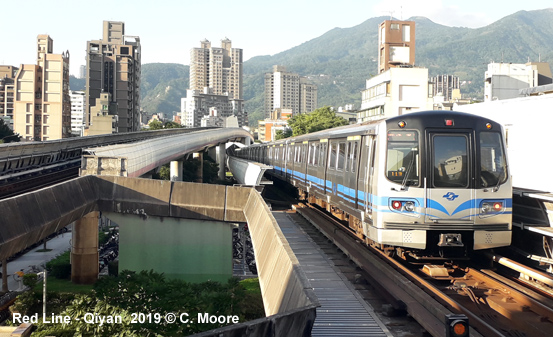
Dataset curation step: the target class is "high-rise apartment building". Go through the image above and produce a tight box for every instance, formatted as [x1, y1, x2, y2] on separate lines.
[264, 65, 317, 118]
[190, 38, 242, 100]
[13, 35, 71, 141]
[85, 21, 141, 133]
[378, 20, 415, 74]
[184, 38, 247, 127]
[0, 66, 18, 129]
[70, 90, 85, 136]
[431, 75, 460, 101]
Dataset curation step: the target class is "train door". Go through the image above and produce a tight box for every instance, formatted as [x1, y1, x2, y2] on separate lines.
[425, 131, 475, 223]
[320, 140, 328, 195]
[306, 141, 322, 196]
[343, 137, 360, 210]
[362, 136, 376, 216]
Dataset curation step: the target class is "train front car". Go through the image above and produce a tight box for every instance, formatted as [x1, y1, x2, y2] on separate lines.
[372, 111, 512, 258]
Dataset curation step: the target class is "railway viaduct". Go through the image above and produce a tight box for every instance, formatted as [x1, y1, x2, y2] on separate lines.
[0, 129, 318, 336]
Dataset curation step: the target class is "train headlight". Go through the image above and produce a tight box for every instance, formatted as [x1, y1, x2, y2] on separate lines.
[481, 201, 504, 214]
[391, 200, 402, 210]
[404, 201, 415, 212]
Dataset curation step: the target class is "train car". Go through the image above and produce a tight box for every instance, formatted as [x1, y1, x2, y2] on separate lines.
[238, 111, 512, 258]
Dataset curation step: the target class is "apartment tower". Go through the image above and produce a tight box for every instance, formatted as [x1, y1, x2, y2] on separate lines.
[13, 35, 71, 141]
[85, 21, 141, 133]
[0, 66, 18, 129]
[378, 20, 415, 74]
[184, 38, 246, 127]
[264, 65, 317, 118]
[190, 38, 242, 100]
[431, 75, 460, 101]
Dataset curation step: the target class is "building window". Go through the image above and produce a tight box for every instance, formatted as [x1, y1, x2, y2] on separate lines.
[391, 23, 400, 30]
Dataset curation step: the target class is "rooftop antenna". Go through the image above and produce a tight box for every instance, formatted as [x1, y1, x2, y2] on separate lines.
[400, 6, 403, 20]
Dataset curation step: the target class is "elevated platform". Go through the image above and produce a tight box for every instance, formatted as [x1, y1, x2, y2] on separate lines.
[273, 211, 391, 336]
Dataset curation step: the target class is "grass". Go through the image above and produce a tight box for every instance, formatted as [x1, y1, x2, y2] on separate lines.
[239, 278, 265, 320]
[240, 277, 261, 295]
[33, 277, 94, 294]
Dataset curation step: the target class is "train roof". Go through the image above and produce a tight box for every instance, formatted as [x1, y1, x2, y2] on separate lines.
[250, 110, 503, 147]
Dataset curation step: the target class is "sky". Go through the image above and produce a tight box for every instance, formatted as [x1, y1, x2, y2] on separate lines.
[1, 0, 552, 76]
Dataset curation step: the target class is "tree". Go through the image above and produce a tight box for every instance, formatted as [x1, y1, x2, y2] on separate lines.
[275, 129, 292, 140]
[0, 119, 20, 143]
[287, 107, 348, 137]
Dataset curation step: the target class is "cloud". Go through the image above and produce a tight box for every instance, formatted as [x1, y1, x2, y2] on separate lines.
[372, 0, 491, 28]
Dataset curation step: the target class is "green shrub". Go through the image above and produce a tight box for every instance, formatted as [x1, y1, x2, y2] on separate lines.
[22, 273, 38, 288]
[46, 251, 71, 279]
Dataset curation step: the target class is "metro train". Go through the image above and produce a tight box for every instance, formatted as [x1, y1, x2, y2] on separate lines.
[236, 110, 512, 258]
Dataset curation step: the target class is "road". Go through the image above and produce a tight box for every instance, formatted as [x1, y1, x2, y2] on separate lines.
[1, 227, 72, 292]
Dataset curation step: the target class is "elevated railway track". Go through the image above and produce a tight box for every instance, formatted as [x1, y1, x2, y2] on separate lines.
[294, 201, 553, 337]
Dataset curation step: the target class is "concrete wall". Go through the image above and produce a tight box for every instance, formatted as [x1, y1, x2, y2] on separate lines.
[0, 176, 318, 337]
[108, 213, 233, 283]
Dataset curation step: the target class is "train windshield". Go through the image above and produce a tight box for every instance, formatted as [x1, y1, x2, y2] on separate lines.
[432, 135, 468, 188]
[479, 132, 507, 188]
[386, 130, 419, 186]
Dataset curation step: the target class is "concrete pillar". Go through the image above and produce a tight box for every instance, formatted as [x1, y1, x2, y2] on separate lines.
[71, 211, 99, 284]
[245, 137, 252, 146]
[216, 143, 225, 181]
[170, 160, 183, 181]
[193, 152, 203, 183]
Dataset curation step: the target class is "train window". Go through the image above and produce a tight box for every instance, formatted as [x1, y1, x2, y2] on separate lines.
[432, 135, 468, 188]
[313, 144, 319, 166]
[287, 147, 292, 162]
[386, 130, 419, 186]
[321, 143, 327, 168]
[351, 142, 358, 173]
[337, 142, 346, 171]
[329, 143, 337, 169]
[479, 132, 507, 188]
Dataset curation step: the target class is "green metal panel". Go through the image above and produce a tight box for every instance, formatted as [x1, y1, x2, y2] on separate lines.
[105, 213, 232, 283]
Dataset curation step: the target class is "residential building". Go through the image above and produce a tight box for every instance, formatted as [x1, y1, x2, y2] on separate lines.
[300, 77, 318, 114]
[13, 35, 71, 141]
[85, 21, 141, 133]
[378, 20, 415, 74]
[0, 66, 18, 130]
[87, 91, 118, 136]
[181, 88, 246, 128]
[430, 75, 460, 101]
[484, 62, 552, 101]
[79, 65, 86, 79]
[70, 90, 85, 136]
[264, 65, 317, 118]
[257, 108, 292, 142]
[358, 67, 434, 122]
[190, 38, 242, 100]
[185, 38, 246, 127]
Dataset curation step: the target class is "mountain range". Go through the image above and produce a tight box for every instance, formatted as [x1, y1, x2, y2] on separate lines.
[70, 8, 553, 126]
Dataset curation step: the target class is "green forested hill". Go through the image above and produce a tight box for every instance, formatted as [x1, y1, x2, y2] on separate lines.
[72, 9, 553, 126]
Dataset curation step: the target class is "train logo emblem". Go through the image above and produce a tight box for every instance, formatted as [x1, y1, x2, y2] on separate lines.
[443, 192, 459, 201]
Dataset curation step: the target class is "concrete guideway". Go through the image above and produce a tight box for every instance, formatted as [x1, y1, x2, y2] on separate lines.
[0, 176, 319, 336]
[227, 155, 273, 186]
[81, 128, 252, 178]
